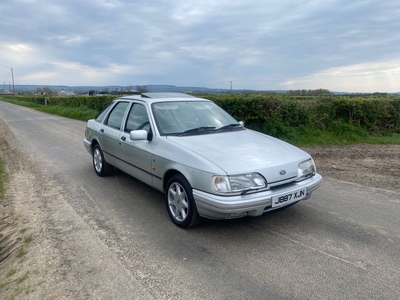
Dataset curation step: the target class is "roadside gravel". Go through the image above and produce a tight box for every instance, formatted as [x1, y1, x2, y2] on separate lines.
[0, 118, 152, 299]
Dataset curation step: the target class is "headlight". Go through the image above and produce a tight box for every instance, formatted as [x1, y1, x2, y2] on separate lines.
[297, 159, 316, 181]
[212, 173, 267, 193]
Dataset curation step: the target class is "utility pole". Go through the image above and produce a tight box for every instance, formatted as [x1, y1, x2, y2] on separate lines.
[230, 81, 232, 93]
[11, 68, 14, 94]
[0, 64, 14, 94]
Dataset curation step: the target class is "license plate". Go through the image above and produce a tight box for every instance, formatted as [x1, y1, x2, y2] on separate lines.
[271, 188, 306, 208]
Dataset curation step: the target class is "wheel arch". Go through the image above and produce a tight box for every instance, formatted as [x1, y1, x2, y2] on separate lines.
[162, 164, 214, 195]
[90, 139, 99, 154]
[163, 169, 184, 192]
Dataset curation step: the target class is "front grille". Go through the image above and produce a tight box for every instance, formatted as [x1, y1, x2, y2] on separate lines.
[268, 176, 297, 188]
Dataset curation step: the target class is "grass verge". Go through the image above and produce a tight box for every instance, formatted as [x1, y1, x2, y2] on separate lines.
[280, 127, 400, 146]
[0, 97, 98, 121]
[35, 105, 98, 120]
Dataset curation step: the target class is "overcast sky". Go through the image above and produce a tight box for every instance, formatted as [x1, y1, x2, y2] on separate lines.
[1, 0, 399, 92]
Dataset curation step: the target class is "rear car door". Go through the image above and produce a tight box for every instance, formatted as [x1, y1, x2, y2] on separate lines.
[98, 101, 129, 166]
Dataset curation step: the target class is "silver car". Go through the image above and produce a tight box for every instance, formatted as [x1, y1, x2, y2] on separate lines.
[83, 93, 322, 228]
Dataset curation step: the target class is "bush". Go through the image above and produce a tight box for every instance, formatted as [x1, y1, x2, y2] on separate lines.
[3, 93, 400, 145]
[200, 93, 400, 134]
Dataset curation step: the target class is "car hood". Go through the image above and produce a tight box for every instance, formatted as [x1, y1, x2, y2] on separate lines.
[167, 129, 310, 182]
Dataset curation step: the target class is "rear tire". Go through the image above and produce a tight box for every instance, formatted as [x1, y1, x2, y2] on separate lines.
[166, 174, 201, 228]
[92, 144, 113, 176]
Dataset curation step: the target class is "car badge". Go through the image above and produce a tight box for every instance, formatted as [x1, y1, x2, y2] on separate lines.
[279, 170, 286, 176]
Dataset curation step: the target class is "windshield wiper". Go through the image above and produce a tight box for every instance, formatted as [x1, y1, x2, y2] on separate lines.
[177, 126, 216, 136]
[215, 123, 242, 131]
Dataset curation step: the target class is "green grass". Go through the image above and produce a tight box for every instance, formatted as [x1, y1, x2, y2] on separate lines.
[24, 236, 33, 244]
[6, 269, 16, 278]
[0, 97, 42, 109]
[17, 246, 27, 258]
[0, 97, 98, 121]
[35, 105, 98, 120]
[17, 272, 29, 284]
[0, 159, 6, 200]
[247, 123, 400, 146]
[289, 129, 400, 146]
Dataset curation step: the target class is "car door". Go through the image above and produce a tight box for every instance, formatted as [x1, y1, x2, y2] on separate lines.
[118, 102, 153, 185]
[98, 101, 129, 166]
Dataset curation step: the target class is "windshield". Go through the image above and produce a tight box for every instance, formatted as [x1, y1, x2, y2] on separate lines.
[152, 101, 241, 135]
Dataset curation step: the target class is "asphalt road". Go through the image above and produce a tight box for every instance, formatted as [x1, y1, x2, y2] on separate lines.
[1, 101, 399, 299]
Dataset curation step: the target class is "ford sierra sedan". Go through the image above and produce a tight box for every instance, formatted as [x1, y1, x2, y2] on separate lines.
[83, 93, 322, 228]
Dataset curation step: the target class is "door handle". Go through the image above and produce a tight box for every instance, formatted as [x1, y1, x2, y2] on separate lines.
[121, 136, 126, 141]
[100, 129, 104, 133]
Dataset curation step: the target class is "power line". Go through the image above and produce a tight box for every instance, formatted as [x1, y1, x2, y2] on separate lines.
[0, 63, 10, 69]
[0, 64, 15, 93]
[3, 70, 11, 82]
[0, 63, 11, 82]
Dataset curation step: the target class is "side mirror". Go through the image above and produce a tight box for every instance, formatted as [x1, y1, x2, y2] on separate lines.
[239, 121, 244, 127]
[130, 130, 149, 141]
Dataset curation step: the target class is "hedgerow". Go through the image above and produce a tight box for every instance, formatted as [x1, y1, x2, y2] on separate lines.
[197, 93, 400, 136]
[11, 95, 116, 111]
[2, 93, 400, 142]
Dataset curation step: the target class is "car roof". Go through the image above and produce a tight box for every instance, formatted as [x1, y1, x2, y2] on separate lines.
[119, 92, 206, 104]
[141, 92, 197, 99]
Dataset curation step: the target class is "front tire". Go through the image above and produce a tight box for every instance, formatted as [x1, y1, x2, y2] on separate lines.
[166, 174, 201, 228]
[92, 144, 113, 176]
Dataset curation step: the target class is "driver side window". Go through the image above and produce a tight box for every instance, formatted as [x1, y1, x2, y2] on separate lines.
[125, 104, 150, 133]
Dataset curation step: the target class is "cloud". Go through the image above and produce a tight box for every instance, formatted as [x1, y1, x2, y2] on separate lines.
[0, 0, 399, 92]
[283, 58, 400, 92]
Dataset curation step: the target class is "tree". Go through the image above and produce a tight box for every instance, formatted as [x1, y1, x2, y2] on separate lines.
[101, 88, 109, 94]
[35, 87, 54, 95]
[136, 85, 148, 93]
[42, 87, 54, 95]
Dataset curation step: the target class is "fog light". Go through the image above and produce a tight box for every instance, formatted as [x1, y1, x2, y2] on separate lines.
[228, 212, 248, 219]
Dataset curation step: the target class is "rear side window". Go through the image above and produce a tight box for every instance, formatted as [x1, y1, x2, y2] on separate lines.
[95, 102, 113, 122]
[105, 102, 129, 130]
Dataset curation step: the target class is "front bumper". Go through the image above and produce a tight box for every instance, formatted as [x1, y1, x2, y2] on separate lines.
[193, 173, 322, 220]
